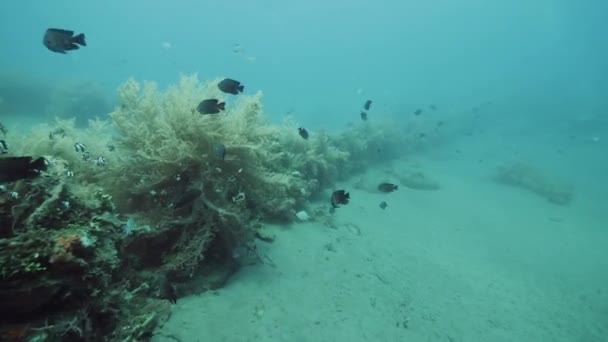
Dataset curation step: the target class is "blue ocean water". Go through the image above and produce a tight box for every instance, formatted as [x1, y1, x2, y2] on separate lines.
[2, 1, 605, 129]
[1, 1, 607, 341]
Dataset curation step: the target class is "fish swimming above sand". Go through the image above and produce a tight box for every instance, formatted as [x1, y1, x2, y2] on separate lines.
[378, 182, 398, 192]
[364, 100, 372, 111]
[0, 156, 48, 182]
[43, 28, 86, 54]
[360, 111, 368, 121]
[197, 99, 225, 114]
[298, 127, 309, 139]
[330, 189, 350, 208]
[218, 78, 244, 95]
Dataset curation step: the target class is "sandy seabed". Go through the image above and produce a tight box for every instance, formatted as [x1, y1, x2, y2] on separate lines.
[153, 143, 607, 342]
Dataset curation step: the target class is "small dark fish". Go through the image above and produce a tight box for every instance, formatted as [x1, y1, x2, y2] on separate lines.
[363, 100, 372, 111]
[107, 144, 116, 152]
[414, 109, 423, 116]
[378, 183, 398, 192]
[330, 189, 350, 208]
[81, 151, 90, 161]
[0, 140, 7, 154]
[218, 78, 244, 95]
[298, 127, 309, 139]
[197, 99, 225, 114]
[418, 133, 426, 138]
[0, 156, 48, 182]
[214, 143, 226, 160]
[160, 275, 177, 304]
[43, 28, 86, 54]
[436, 121, 444, 128]
[379, 201, 388, 210]
[360, 111, 368, 121]
[430, 104, 437, 111]
[49, 128, 66, 139]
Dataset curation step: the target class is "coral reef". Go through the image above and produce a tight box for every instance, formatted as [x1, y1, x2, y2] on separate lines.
[0, 74, 407, 340]
[493, 161, 573, 205]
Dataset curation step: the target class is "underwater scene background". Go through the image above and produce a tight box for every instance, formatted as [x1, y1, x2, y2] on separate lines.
[0, 0, 607, 341]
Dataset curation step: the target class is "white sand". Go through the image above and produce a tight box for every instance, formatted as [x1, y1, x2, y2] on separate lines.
[153, 145, 608, 342]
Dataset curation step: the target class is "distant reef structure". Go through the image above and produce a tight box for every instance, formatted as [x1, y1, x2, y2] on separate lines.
[0, 70, 111, 127]
[0, 74, 416, 340]
[493, 160, 574, 205]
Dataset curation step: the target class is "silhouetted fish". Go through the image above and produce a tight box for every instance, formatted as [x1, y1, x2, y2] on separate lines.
[218, 78, 244, 95]
[330, 189, 350, 208]
[360, 111, 368, 121]
[378, 183, 398, 192]
[379, 201, 388, 210]
[298, 127, 309, 139]
[43, 28, 86, 54]
[363, 100, 372, 111]
[0, 156, 48, 182]
[197, 99, 225, 114]
[414, 109, 423, 116]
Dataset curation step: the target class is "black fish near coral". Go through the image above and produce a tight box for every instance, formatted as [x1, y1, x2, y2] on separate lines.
[160, 275, 177, 304]
[0, 156, 48, 182]
[298, 127, 309, 140]
[43, 28, 86, 54]
[363, 100, 372, 111]
[197, 99, 225, 114]
[330, 189, 350, 208]
[218, 78, 244, 95]
[49, 128, 66, 139]
[378, 182, 398, 192]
